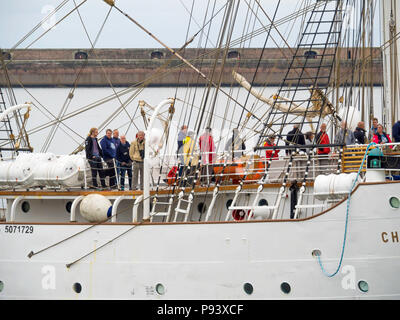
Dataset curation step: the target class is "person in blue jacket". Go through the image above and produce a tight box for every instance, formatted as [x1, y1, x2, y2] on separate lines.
[116, 135, 132, 191]
[100, 129, 117, 188]
[112, 129, 121, 184]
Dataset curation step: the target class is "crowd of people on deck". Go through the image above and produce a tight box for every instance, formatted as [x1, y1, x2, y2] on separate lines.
[85, 118, 399, 190]
[263, 117, 400, 160]
[85, 128, 145, 190]
[85, 125, 247, 190]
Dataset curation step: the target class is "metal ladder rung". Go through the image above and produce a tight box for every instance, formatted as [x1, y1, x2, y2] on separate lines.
[153, 211, 170, 216]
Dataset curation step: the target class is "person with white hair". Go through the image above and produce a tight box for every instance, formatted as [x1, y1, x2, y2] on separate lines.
[335, 120, 356, 146]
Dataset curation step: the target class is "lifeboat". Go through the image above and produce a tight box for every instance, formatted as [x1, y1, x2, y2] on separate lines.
[213, 155, 265, 184]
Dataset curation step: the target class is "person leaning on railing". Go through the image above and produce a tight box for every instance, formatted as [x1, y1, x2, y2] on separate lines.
[372, 124, 393, 150]
[85, 127, 107, 189]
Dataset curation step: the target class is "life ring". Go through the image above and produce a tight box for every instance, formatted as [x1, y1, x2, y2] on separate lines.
[232, 209, 250, 221]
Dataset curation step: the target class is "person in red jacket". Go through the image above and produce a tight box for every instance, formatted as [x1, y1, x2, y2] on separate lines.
[372, 124, 393, 149]
[315, 123, 330, 155]
[264, 135, 279, 160]
[199, 127, 216, 184]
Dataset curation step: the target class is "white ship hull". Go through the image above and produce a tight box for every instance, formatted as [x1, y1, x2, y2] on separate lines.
[1, 181, 399, 299]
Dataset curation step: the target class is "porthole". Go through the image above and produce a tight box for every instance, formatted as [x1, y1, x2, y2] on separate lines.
[197, 202, 207, 214]
[312, 249, 321, 257]
[21, 201, 30, 213]
[155, 283, 165, 295]
[258, 199, 268, 206]
[226, 199, 233, 210]
[243, 283, 253, 295]
[0, 281, 4, 292]
[389, 197, 400, 209]
[66, 201, 72, 213]
[358, 280, 369, 293]
[280, 282, 291, 294]
[73, 282, 82, 293]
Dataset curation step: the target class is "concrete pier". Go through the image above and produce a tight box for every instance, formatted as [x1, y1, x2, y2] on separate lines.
[0, 48, 383, 87]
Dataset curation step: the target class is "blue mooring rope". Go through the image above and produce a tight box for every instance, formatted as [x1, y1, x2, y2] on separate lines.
[317, 142, 376, 277]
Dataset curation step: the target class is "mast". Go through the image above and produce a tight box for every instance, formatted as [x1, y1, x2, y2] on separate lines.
[381, 0, 400, 134]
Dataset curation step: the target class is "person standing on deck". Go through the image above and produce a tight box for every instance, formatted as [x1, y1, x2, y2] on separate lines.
[116, 135, 132, 191]
[392, 120, 400, 143]
[183, 130, 199, 186]
[264, 134, 279, 160]
[177, 125, 188, 157]
[129, 131, 145, 190]
[85, 127, 107, 189]
[315, 123, 330, 155]
[305, 131, 314, 145]
[199, 127, 216, 185]
[354, 121, 367, 144]
[372, 124, 393, 149]
[112, 129, 121, 184]
[225, 128, 246, 159]
[334, 121, 356, 146]
[369, 117, 379, 141]
[285, 124, 306, 155]
[100, 128, 117, 189]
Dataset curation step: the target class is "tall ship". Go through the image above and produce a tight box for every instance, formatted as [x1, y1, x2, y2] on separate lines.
[0, 0, 399, 299]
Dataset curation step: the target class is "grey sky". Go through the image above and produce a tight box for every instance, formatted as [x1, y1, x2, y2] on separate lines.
[0, 0, 319, 49]
[0, 0, 381, 50]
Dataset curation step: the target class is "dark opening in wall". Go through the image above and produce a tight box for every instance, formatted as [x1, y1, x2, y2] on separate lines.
[1, 51, 11, 60]
[75, 51, 88, 60]
[304, 50, 317, 59]
[227, 51, 240, 59]
[151, 51, 164, 59]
